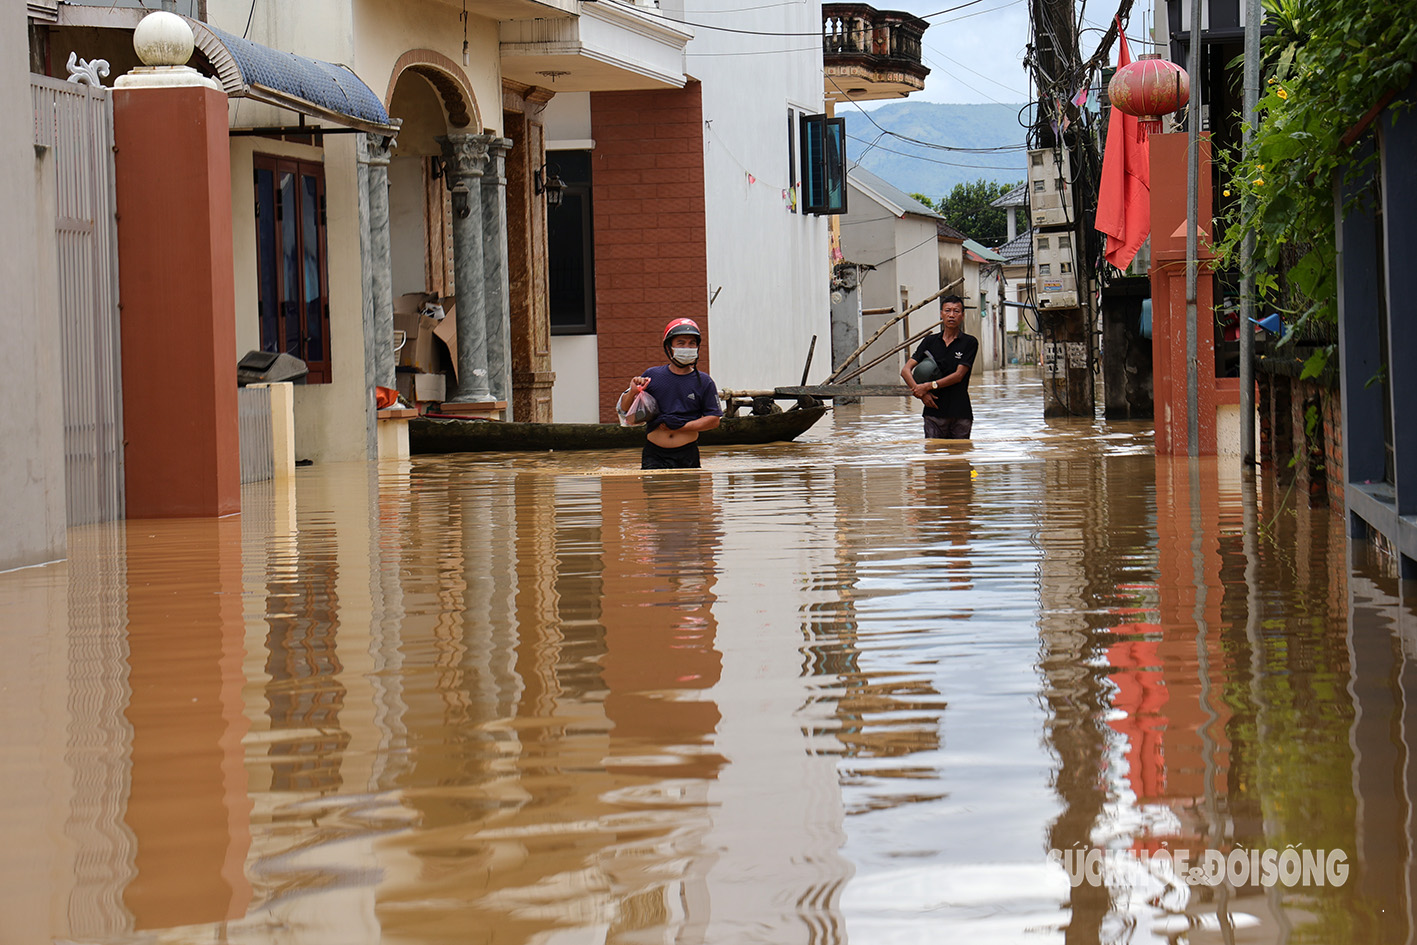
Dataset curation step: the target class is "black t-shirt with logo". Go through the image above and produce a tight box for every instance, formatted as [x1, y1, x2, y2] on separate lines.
[912, 331, 979, 419]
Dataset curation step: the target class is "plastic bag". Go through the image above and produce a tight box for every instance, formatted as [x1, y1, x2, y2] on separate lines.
[616, 386, 659, 427]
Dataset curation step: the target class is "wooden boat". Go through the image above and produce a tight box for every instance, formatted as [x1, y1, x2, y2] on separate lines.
[410, 404, 828, 454]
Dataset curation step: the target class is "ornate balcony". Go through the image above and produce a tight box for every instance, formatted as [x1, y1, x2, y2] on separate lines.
[823, 4, 929, 103]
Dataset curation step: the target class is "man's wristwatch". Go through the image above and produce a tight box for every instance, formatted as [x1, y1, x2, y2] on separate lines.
[930, 380, 938, 390]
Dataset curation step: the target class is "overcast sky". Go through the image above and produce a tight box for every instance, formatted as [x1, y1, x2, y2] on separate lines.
[867, 0, 1142, 107]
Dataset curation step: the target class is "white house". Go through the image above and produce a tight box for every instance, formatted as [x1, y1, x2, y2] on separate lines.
[838, 163, 943, 385]
[963, 239, 1007, 372]
[544, 0, 833, 420]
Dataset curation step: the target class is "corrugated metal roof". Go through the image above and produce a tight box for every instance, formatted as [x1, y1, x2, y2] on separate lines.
[847, 163, 943, 220]
[963, 238, 1006, 262]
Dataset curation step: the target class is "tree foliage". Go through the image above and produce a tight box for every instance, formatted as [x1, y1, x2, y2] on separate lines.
[912, 179, 1021, 246]
[1216, 0, 1417, 349]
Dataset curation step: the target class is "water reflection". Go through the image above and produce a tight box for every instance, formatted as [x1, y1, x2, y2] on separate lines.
[0, 370, 1415, 944]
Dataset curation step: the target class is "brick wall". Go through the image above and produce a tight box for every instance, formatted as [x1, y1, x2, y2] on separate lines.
[590, 84, 708, 422]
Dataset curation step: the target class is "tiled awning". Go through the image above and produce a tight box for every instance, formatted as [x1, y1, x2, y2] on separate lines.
[194, 23, 398, 136]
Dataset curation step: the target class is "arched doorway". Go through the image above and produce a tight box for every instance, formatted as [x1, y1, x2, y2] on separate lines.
[384, 54, 480, 400]
[381, 54, 555, 421]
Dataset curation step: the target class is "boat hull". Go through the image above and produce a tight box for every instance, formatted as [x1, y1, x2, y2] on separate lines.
[409, 405, 828, 454]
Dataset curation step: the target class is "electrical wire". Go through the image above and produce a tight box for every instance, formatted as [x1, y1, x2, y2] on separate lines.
[685, 46, 820, 56]
[829, 76, 1029, 154]
[846, 134, 1029, 171]
[691, 0, 816, 11]
[864, 231, 942, 269]
[642, 0, 1017, 39]
[923, 41, 1030, 99]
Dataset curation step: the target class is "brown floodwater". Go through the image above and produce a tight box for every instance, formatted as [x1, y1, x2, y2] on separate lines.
[3, 367, 1416, 945]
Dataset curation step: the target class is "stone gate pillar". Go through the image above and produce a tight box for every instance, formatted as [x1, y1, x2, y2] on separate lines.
[113, 12, 238, 516]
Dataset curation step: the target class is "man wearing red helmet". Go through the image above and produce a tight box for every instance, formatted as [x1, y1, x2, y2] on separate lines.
[617, 318, 723, 469]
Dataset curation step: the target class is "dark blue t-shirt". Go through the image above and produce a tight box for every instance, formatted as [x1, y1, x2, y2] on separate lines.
[641, 365, 722, 432]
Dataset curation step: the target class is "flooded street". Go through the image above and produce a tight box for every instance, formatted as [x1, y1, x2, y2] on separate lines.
[4, 366, 1416, 945]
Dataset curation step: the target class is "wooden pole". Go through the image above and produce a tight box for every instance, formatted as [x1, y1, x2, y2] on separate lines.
[831, 322, 936, 385]
[800, 334, 817, 385]
[823, 276, 963, 383]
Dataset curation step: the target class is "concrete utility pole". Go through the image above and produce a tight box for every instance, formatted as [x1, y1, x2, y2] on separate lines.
[1184, 0, 1203, 455]
[1029, 0, 1094, 418]
[1239, 0, 1261, 466]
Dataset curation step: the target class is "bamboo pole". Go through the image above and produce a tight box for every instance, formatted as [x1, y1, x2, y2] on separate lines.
[831, 322, 937, 386]
[823, 276, 964, 383]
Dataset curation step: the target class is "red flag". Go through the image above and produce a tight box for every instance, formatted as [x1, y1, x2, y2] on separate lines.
[1095, 22, 1150, 271]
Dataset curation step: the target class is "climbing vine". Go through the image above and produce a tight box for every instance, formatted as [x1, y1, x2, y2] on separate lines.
[1215, 0, 1417, 373]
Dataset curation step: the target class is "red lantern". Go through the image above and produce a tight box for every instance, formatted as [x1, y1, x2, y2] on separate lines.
[1107, 54, 1189, 135]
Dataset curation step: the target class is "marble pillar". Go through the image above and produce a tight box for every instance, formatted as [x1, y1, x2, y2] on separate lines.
[482, 138, 514, 417]
[361, 134, 395, 390]
[437, 133, 493, 403]
[355, 135, 378, 456]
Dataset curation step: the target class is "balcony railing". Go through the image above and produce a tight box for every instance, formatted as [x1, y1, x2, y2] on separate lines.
[823, 4, 927, 69]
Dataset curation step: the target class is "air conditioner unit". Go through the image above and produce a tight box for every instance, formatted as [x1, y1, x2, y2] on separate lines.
[1032, 230, 1079, 309]
[1028, 148, 1074, 228]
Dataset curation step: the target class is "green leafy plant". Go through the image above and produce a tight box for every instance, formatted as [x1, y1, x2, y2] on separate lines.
[912, 179, 1022, 246]
[1215, 0, 1417, 362]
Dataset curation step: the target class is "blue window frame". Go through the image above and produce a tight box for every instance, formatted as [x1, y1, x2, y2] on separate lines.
[799, 114, 847, 215]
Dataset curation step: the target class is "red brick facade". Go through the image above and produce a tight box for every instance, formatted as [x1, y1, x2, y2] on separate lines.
[590, 84, 709, 422]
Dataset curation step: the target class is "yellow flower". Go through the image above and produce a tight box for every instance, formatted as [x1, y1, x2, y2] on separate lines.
[1253, 178, 1265, 186]
[1277, 87, 1288, 99]
[1223, 189, 1232, 196]
[1267, 77, 1275, 84]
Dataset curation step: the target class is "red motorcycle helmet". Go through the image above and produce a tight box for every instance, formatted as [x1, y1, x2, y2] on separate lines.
[662, 317, 701, 345]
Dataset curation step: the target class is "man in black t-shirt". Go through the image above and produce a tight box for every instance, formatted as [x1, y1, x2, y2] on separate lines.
[901, 295, 979, 439]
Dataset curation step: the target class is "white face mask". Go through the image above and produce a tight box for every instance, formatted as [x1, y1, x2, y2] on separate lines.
[671, 346, 699, 365]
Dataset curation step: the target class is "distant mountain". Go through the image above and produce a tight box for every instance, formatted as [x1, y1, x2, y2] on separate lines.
[841, 102, 1030, 203]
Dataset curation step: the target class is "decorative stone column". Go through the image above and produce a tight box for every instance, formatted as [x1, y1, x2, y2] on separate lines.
[482, 137, 514, 417]
[437, 133, 495, 406]
[360, 133, 395, 390]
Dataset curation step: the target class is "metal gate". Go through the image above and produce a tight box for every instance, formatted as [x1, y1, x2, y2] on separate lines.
[238, 386, 274, 484]
[32, 74, 125, 526]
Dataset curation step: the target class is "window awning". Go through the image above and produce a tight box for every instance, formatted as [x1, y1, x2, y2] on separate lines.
[193, 23, 399, 136]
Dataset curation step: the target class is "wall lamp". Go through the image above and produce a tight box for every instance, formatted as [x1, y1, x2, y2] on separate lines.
[534, 163, 565, 208]
[450, 180, 471, 219]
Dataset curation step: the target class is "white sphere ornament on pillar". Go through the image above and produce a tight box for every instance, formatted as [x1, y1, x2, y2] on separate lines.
[133, 11, 194, 67]
[116, 11, 222, 91]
